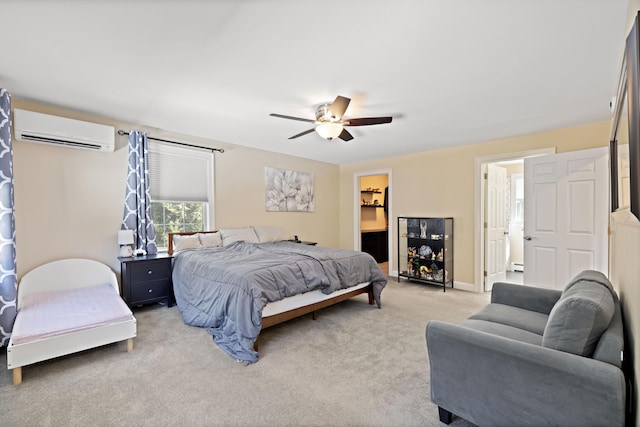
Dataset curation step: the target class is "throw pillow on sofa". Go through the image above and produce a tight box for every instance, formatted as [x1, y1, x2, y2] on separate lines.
[542, 270, 615, 357]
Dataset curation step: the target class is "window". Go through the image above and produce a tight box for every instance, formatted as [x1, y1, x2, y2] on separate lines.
[148, 143, 214, 250]
[151, 201, 206, 249]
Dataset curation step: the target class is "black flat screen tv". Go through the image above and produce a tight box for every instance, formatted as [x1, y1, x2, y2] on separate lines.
[611, 11, 640, 221]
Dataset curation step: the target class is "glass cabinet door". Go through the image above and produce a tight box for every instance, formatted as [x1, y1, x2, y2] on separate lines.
[398, 218, 408, 276]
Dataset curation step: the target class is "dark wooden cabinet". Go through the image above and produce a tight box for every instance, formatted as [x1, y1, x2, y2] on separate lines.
[361, 230, 388, 263]
[119, 253, 174, 308]
[398, 217, 453, 291]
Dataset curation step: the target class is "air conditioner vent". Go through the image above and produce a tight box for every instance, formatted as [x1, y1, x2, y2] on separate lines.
[13, 109, 115, 153]
[17, 134, 104, 150]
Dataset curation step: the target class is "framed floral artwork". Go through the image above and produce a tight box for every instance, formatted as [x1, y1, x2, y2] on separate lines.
[265, 167, 315, 212]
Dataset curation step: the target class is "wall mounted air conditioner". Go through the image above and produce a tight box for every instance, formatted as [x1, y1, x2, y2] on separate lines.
[13, 109, 115, 152]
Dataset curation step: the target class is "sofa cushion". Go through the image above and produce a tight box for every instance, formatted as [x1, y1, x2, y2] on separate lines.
[460, 319, 543, 346]
[542, 278, 615, 357]
[468, 303, 549, 335]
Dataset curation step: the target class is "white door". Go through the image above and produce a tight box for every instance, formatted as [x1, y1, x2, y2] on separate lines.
[484, 163, 508, 291]
[523, 147, 609, 290]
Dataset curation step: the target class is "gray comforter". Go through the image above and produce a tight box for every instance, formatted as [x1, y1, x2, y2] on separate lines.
[172, 241, 387, 363]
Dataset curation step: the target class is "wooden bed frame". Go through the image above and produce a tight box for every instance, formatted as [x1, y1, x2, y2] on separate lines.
[7, 259, 137, 385]
[168, 231, 375, 343]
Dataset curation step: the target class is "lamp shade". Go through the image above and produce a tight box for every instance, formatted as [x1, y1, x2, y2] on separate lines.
[118, 229, 134, 245]
[315, 122, 343, 140]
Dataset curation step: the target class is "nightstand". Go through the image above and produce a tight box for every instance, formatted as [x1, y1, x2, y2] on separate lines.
[118, 253, 174, 308]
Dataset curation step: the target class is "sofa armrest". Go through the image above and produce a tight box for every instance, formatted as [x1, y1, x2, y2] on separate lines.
[426, 320, 625, 427]
[491, 282, 562, 314]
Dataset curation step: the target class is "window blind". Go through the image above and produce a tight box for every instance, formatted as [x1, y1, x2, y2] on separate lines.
[148, 143, 212, 202]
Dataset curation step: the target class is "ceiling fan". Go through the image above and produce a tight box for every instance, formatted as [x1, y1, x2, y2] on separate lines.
[270, 95, 392, 141]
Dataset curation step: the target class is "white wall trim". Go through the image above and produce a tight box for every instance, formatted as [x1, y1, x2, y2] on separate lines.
[474, 148, 555, 293]
[453, 281, 475, 292]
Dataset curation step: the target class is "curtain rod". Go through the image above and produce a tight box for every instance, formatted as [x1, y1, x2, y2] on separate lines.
[117, 130, 224, 153]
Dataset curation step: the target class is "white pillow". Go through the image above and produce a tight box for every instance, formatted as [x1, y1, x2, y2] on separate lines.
[198, 232, 222, 248]
[172, 234, 202, 252]
[252, 226, 286, 243]
[219, 227, 259, 246]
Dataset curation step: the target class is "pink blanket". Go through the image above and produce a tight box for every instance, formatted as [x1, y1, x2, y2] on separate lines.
[11, 283, 133, 345]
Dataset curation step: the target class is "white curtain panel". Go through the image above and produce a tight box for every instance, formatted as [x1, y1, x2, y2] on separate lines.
[0, 89, 17, 345]
[121, 131, 157, 255]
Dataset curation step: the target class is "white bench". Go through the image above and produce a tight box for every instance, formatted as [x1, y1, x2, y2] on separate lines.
[7, 259, 136, 385]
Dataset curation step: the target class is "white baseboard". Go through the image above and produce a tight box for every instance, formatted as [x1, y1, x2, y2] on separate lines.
[453, 281, 475, 292]
[511, 263, 524, 272]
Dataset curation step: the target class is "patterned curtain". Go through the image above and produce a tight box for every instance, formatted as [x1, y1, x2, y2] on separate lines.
[0, 89, 17, 346]
[122, 131, 157, 255]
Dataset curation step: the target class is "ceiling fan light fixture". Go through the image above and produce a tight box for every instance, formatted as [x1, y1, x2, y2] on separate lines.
[270, 95, 392, 142]
[315, 122, 343, 140]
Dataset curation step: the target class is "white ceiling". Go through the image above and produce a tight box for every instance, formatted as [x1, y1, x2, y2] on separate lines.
[1, 1, 630, 165]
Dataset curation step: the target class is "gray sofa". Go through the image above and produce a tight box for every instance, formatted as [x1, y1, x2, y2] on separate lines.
[426, 270, 626, 426]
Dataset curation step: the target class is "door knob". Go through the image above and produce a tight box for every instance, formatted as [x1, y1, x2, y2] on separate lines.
[524, 235, 532, 241]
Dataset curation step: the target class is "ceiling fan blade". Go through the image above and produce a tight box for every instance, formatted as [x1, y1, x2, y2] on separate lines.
[270, 113, 315, 123]
[345, 117, 393, 126]
[288, 128, 316, 139]
[338, 128, 354, 141]
[328, 96, 350, 120]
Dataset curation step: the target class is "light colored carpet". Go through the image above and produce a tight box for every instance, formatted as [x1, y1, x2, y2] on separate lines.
[0, 279, 489, 426]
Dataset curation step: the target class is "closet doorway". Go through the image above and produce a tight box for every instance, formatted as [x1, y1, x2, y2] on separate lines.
[354, 170, 392, 275]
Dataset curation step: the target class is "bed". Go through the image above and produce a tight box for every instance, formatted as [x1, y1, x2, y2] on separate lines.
[7, 259, 137, 385]
[169, 228, 387, 363]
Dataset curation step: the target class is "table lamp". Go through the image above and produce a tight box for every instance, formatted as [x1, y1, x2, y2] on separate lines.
[118, 229, 134, 257]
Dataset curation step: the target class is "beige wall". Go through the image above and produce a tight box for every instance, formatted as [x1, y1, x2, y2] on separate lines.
[12, 99, 340, 278]
[212, 144, 339, 244]
[339, 120, 610, 286]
